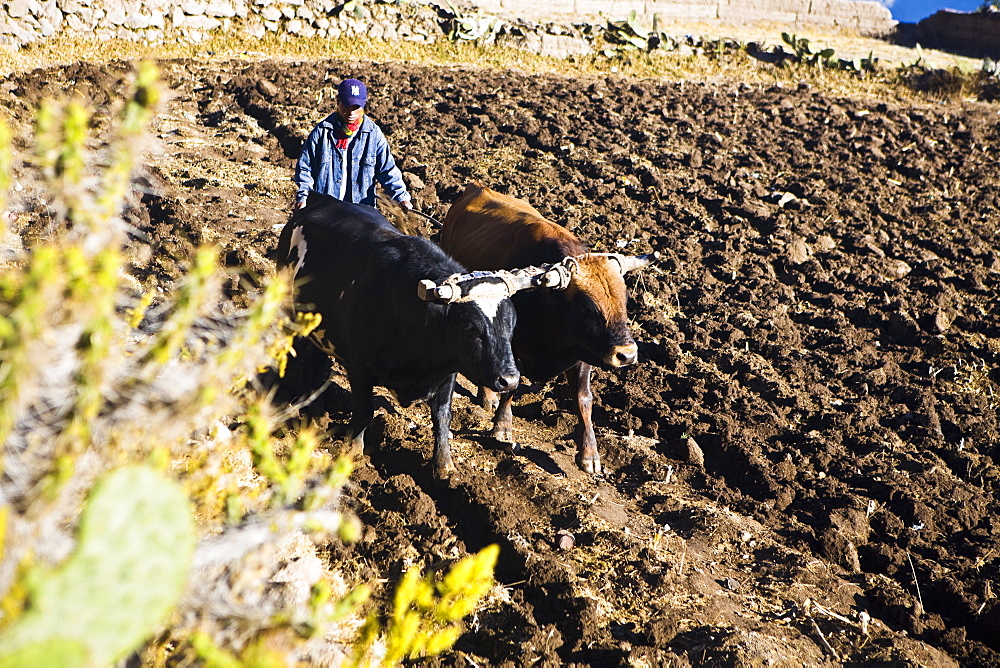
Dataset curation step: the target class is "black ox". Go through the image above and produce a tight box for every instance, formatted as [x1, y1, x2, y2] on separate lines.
[276, 194, 567, 478]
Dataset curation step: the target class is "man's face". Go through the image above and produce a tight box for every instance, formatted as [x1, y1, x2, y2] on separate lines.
[337, 98, 364, 124]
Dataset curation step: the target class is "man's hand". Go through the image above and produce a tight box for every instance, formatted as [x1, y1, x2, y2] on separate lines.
[399, 199, 413, 211]
[294, 199, 307, 210]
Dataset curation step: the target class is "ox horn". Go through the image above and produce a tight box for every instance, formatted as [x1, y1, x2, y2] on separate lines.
[417, 278, 460, 303]
[607, 251, 660, 275]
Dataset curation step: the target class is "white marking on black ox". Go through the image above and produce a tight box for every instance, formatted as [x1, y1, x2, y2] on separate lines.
[418, 274, 512, 320]
[463, 280, 509, 321]
[289, 225, 308, 278]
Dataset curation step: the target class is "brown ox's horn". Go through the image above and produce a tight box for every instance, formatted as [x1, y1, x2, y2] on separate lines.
[610, 251, 660, 274]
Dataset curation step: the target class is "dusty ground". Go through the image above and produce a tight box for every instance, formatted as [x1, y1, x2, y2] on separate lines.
[5, 56, 1000, 665]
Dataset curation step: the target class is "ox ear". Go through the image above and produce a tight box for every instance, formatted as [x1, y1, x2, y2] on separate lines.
[417, 279, 460, 303]
[613, 251, 660, 275]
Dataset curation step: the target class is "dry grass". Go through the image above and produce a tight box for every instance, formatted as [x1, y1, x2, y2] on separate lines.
[0, 22, 991, 105]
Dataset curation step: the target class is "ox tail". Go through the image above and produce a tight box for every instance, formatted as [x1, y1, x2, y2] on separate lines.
[275, 215, 296, 271]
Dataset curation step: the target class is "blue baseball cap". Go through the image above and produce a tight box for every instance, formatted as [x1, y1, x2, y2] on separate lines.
[337, 78, 367, 107]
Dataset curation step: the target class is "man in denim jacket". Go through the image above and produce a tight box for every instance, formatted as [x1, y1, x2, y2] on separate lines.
[293, 78, 413, 211]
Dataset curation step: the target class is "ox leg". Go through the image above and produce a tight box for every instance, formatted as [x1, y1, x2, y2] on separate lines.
[478, 386, 500, 414]
[429, 374, 457, 478]
[345, 369, 375, 456]
[491, 389, 519, 451]
[565, 362, 601, 474]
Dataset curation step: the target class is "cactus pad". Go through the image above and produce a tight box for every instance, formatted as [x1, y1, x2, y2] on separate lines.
[0, 465, 196, 666]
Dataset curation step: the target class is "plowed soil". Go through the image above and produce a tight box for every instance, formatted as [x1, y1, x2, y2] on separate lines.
[5, 57, 1000, 666]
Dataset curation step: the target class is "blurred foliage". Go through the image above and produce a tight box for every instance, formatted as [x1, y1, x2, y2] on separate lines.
[353, 544, 500, 666]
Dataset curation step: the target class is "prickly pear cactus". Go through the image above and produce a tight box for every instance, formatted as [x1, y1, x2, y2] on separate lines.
[0, 465, 196, 667]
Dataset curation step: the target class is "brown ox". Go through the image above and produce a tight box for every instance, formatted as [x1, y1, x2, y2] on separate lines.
[441, 183, 655, 474]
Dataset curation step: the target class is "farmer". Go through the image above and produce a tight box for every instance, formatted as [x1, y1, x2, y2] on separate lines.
[293, 78, 412, 211]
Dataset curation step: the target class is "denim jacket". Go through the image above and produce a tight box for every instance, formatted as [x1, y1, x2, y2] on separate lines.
[294, 114, 411, 207]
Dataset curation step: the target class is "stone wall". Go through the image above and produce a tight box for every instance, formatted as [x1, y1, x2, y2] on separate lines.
[478, 0, 895, 34]
[917, 9, 1000, 58]
[0, 0, 454, 46]
[0, 0, 895, 50]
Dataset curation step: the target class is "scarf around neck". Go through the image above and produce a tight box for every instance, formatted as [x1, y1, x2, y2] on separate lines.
[333, 111, 364, 149]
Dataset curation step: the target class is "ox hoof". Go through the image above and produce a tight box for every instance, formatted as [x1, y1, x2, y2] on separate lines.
[346, 435, 366, 458]
[577, 454, 603, 475]
[492, 427, 515, 444]
[477, 389, 500, 414]
[433, 460, 456, 480]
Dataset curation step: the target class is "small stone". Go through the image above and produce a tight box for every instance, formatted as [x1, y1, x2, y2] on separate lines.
[183, 14, 220, 29]
[883, 258, 912, 280]
[104, 1, 126, 24]
[205, 1, 236, 16]
[813, 234, 836, 253]
[38, 15, 58, 35]
[556, 531, 575, 550]
[777, 191, 798, 208]
[257, 79, 278, 96]
[934, 309, 953, 333]
[124, 12, 150, 29]
[6, 0, 39, 19]
[65, 12, 87, 30]
[786, 237, 812, 265]
[684, 437, 704, 468]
